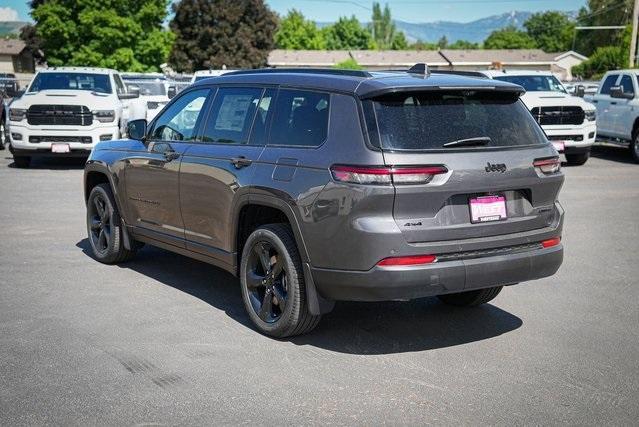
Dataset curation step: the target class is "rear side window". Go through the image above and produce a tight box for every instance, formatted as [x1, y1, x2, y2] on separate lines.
[201, 87, 263, 144]
[367, 91, 547, 151]
[620, 75, 634, 94]
[600, 74, 619, 95]
[269, 89, 330, 147]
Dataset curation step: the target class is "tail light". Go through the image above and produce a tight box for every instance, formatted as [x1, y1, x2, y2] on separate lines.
[330, 165, 447, 185]
[533, 157, 561, 175]
[541, 237, 561, 248]
[378, 254, 437, 267]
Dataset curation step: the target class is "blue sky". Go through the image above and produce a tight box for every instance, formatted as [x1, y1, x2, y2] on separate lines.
[2, 0, 586, 23]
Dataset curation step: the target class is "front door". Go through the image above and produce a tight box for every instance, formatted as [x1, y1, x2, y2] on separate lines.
[179, 87, 275, 261]
[124, 88, 211, 246]
[593, 74, 619, 136]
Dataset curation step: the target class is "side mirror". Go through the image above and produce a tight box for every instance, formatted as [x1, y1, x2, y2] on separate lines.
[610, 85, 634, 99]
[119, 92, 139, 100]
[574, 85, 585, 98]
[167, 85, 177, 99]
[127, 119, 147, 141]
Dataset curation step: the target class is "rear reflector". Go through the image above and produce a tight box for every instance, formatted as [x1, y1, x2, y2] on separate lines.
[533, 157, 561, 174]
[541, 237, 561, 248]
[331, 165, 447, 185]
[377, 254, 437, 267]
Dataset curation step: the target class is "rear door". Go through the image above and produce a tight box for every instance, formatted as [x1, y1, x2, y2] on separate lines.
[365, 89, 563, 244]
[179, 86, 275, 261]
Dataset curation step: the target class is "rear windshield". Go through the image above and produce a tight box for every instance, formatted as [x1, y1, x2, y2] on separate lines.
[29, 72, 112, 94]
[367, 90, 547, 151]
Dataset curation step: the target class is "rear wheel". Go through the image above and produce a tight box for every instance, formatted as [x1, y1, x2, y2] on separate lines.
[12, 155, 30, 168]
[630, 133, 639, 164]
[0, 119, 5, 150]
[86, 183, 137, 264]
[565, 152, 589, 166]
[240, 223, 321, 338]
[437, 286, 503, 307]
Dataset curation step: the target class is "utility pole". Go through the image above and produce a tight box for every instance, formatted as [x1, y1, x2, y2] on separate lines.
[630, 0, 639, 68]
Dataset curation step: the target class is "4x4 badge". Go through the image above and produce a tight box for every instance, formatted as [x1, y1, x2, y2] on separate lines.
[485, 162, 507, 173]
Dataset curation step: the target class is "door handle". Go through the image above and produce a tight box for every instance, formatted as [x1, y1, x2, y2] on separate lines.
[231, 156, 252, 168]
[164, 150, 180, 162]
[610, 102, 617, 105]
[592, 100, 598, 103]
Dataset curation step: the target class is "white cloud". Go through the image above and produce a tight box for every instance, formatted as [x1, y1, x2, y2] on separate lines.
[0, 7, 20, 22]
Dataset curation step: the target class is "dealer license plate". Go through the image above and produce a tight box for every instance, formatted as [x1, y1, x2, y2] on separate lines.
[51, 143, 70, 153]
[469, 195, 507, 223]
[551, 141, 565, 153]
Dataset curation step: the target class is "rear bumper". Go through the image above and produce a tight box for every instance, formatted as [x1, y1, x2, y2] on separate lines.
[312, 244, 563, 302]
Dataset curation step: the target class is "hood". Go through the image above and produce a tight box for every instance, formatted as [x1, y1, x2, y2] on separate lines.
[520, 91, 595, 111]
[10, 89, 119, 110]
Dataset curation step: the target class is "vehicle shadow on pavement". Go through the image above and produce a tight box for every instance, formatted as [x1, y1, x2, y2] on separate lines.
[3, 155, 86, 170]
[77, 239, 523, 355]
[590, 145, 635, 164]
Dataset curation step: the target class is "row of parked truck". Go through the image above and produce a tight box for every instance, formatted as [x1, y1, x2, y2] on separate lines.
[0, 66, 638, 167]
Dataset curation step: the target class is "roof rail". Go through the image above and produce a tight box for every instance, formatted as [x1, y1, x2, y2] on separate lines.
[223, 68, 372, 78]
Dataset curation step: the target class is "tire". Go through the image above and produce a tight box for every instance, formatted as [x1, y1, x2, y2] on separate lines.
[630, 133, 639, 164]
[437, 286, 503, 307]
[0, 119, 5, 150]
[240, 223, 321, 338]
[565, 152, 589, 166]
[12, 156, 30, 168]
[86, 183, 137, 264]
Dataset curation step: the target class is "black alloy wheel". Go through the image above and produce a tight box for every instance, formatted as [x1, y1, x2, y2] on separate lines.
[88, 191, 113, 256]
[245, 241, 288, 323]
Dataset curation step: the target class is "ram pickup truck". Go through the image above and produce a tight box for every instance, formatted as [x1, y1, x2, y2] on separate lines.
[482, 70, 597, 165]
[7, 67, 140, 167]
[586, 70, 639, 163]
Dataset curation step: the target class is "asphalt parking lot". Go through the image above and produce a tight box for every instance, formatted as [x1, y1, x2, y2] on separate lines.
[0, 147, 638, 425]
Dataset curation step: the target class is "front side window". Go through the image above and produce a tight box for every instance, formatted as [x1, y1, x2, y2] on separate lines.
[113, 74, 126, 95]
[269, 89, 330, 147]
[126, 81, 166, 96]
[29, 72, 113, 94]
[368, 90, 547, 151]
[493, 75, 566, 93]
[150, 89, 209, 141]
[600, 74, 619, 95]
[201, 87, 263, 144]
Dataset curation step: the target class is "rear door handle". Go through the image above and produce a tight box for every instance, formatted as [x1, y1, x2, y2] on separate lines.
[610, 102, 617, 105]
[231, 156, 252, 168]
[164, 150, 180, 162]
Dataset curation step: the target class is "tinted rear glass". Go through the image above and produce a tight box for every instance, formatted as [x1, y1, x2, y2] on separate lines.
[368, 91, 547, 151]
[269, 89, 330, 147]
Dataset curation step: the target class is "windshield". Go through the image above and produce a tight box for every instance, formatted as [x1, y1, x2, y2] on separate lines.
[29, 72, 112, 94]
[493, 75, 566, 93]
[367, 90, 547, 151]
[126, 81, 166, 96]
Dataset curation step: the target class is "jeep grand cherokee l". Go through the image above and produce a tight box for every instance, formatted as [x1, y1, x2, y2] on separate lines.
[83, 66, 564, 337]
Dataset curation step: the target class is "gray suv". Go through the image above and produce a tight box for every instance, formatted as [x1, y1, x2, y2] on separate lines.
[84, 66, 564, 337]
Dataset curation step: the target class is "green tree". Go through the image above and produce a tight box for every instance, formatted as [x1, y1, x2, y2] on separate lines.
[169, 0, 277, 72]
[572, 25, 631, 78]
[410, 40, 438, 50]
[391, 31, 408, 50]
[323, 16, 375, 50]
[275, 9, 325, 50]
[437, 35, 448, 49]
[334, 58, 362, 70]
[370, 2, 395, 49]
[524, 11, 575, 52]
[447, 39, 480, 49]
[19, 24, 45, 63]
[575, 0, 633, 56]
[30, 0, 174, 71]
[484, 26, 536, 49]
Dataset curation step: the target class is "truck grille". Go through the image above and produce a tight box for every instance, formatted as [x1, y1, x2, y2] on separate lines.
[26, 105, 93, 126]
[29, 136, 92, 144]
[530, 106, 584, 126]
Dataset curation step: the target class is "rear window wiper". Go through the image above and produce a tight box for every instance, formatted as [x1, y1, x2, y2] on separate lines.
[443, 137, 491, 148]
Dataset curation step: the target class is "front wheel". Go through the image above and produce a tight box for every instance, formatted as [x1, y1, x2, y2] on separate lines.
[437, 286, 503, 307]
[12, 155, 30, 168]
[240, 224, 321, 338]
[565, 152, 590, 166]
[630, 134, 639, 164]
[0, 119, 6, 150]
[86, 183, 137, 264]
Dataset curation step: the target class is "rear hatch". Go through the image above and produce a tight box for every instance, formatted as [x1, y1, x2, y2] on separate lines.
[363, 89, 563, 244]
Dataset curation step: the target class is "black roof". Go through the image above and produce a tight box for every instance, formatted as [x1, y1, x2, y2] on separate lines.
[191, 68, 525, 98]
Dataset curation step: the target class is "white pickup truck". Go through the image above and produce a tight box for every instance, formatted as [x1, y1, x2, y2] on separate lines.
[482, 70, 597, 165]
[7, 67, 142, 167]
[586, 70, 639, 163]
